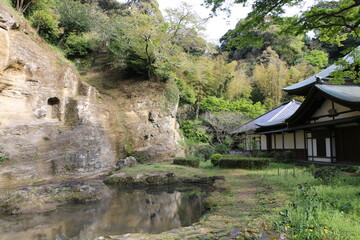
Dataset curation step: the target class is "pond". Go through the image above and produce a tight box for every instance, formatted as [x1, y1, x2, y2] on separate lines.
[0, 185, 207, 240]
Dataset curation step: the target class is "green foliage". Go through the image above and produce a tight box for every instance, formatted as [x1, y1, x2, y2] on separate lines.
[214, 143, 228, 154]
[180, 120, 211, 143]
[205, 0, 360, 47]
[173, 156, 201, 168]
[199, 96, 265, 118]
[273, 151, 284, 162]
[174, 76, 197, 105]
[195, 145, 215, 160]
[29, 8, 61, 43]
[272, 150, 295, 162]
[55, 0, 93, 34]
[0, 149, 8, 164]
[330, 48, 360, 84]
[283, 150, 295, 162]
[218, 155, 270, 169]
[310, 166, 339, 185]
[303, 49, 329, 68]
[163, 80, 180, 106]
[210, 153, 223, 166]
[64, 33, 91, 57]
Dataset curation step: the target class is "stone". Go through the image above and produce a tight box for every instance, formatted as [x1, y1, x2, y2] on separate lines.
[116, 156, 137, 170]
[145, 175, 162, 184]
[166, 172, 175, 177]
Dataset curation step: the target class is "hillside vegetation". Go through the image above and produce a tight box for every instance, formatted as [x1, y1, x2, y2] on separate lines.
[8, 0, 360, 154]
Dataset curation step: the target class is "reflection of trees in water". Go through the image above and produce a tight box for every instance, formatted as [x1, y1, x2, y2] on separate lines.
[177, 192, 204, 226]
[0, 187, 205, 240]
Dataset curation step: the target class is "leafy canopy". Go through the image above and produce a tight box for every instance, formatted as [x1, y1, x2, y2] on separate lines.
[204, 0, 360, 47]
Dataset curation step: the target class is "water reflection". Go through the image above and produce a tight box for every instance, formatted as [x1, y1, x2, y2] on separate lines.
[0, 186, 206, 240]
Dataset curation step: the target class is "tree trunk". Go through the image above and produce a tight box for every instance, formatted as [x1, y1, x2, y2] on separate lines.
[195, 102, 199, 120]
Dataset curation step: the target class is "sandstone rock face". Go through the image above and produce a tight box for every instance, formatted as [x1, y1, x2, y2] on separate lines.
[119, 82, 185, 162]
[84, 70, 185, 163]
[0, 5, 116, 183]
[0, 3, 185, 185]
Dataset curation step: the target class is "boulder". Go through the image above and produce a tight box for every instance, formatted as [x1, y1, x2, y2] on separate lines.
[116, 156, 137, 170]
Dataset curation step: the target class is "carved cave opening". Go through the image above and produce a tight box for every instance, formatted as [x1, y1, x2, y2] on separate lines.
[47, 97, 60, 119]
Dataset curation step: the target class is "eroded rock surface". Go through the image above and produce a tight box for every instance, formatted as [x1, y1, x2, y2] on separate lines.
[0, 4, 117, 184]
[83, 70, 185, 163]
[0, 2, 185, 186]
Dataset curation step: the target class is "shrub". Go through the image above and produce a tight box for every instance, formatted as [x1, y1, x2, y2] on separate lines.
[272, 151, 295, 162]
[180, 120, 211, 143]
[273, 151, 284, 162]
[196, 145, 215, 160]
[284, 150, 295, 162]
[311, 166, 339, 184]
[199, 96, 266, 118]
[253, 151, 272, 158]
[218, 155, 270, 169]
[210, 153, 223, 167]
[173, 156, 201, 168]
[64, 33, 91, 57]
[215, 143, 228, 154]
[29, 9, 61, 43]
[0, 149, 8, 164]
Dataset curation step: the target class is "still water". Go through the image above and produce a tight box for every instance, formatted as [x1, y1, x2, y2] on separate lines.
[0, 185, 206, 240]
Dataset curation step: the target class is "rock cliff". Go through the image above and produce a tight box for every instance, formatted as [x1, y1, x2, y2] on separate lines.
[0, 3, 183, 185]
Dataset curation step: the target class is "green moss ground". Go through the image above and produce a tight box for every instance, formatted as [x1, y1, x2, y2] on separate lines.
[105, 162, 360, 240]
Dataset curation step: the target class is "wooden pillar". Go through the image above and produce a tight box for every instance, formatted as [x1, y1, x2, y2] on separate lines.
[303, 130, 307, 160]
[274, 134, 277, 151]
[293, 131, 297, 159]
[330, 128, 335, 163]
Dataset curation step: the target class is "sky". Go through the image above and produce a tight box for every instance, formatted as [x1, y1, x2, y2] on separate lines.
[157, 0, 251, 44]
[117, 0, 315, 44]
[157, 0, 315, 44]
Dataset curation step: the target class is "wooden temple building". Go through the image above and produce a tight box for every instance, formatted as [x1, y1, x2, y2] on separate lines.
[231, 49, 360, 165]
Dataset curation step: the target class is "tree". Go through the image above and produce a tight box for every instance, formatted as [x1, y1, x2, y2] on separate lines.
[164, 3, 207, 55]
[109, 2, 208, 80]
[220, 23, 306, 65]
[12, 0, 35, 13]
[204, 0, 360, 47]
[253, 47, 289, 110]
[55, 0, 94, 35]
[226, 61, 252, 100]
[202, 111, 248, 144]
[303, 49, 329, 68]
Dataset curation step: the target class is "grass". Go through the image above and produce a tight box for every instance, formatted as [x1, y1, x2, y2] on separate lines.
[125, 162, 360, 239]
[119, 162, 218, 177]
[254, 163, 360, 239]
[1, 0, 12, 7]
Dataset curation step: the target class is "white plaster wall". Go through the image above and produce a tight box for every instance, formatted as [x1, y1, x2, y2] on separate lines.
[275, 134, 282, 149]
[312, 100, 360, 123]
[334, 102, 351, 112]
[284, 133, 294, 149]
[312, 99, 333, 118]
[261, 135, 267, 150]
[295, 130, 305, 149]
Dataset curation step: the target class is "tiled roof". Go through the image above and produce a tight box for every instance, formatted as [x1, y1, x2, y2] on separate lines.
[316, 85, 360, 103]
[283, 48, 358, 92]
[230, 100, 301, 134]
